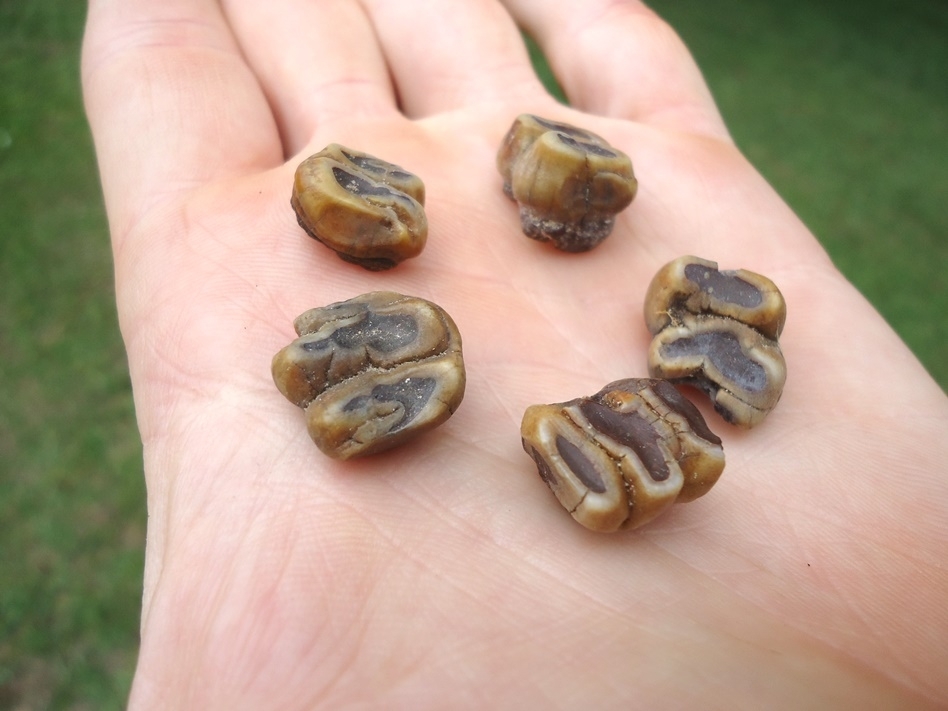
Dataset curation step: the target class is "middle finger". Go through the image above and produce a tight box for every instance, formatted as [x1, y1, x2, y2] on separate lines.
[223, 0, 399, 156]
[359, 0, 549, 118]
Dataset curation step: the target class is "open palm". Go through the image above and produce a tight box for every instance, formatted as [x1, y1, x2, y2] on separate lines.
[82, 0, 948, 708]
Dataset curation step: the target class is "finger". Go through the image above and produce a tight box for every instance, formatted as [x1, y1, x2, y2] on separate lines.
[502, 0, 730, 139]
[82, 0, 282, 242]
[221, 0, 398, 155]
[359, 0, 548, 117]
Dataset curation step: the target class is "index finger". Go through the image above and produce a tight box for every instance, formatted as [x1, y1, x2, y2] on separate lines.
[82, 0, 282, 243]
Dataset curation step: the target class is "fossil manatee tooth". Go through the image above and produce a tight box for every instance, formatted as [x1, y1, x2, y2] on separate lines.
[497, 114, 637, 252]
[272, 291, 465, 459]
[645, 256, 788, 428]
[521, 378, 725, 532]
[291, 145, 427, 270]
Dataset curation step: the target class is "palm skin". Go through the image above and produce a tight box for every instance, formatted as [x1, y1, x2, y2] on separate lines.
[82, 0, 948, 708]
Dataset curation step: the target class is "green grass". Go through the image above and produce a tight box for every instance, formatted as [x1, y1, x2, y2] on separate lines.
[645, 0, 948, 384]
[528, 2, 948, 382]
[0, 2, 145, 707]
[1, 0, 945, 707]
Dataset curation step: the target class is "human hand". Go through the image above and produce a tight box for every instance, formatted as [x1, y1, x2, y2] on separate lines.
[82, 0, 948, 708]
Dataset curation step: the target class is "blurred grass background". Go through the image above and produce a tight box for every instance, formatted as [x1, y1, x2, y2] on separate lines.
[1, 1, 145, 708]
[1, 0, 945, 707]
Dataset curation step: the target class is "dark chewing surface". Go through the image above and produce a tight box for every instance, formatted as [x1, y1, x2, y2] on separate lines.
[683, 262, 763, 308]
[661, 332, 768, 393]
[341, 150, 386, 175]
[557, 133, 617, 158]
[532, 116, 596, 137]
[342, 377, 437, 432]
[528, 447, 558, 488]
[301, 312, 419, 354]
[332, 167, 402, 200]
[650, 380, 722, 445]
[555, 435, 606, 493]
[578, 400, 670, 482]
